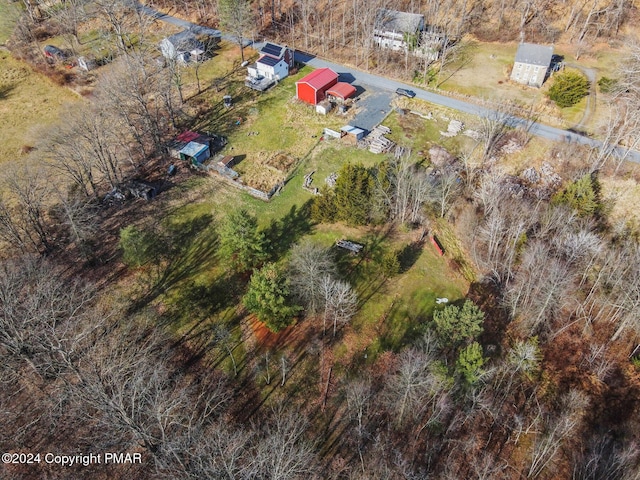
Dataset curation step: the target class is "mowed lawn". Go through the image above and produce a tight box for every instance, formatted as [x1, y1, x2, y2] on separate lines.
[0, 50, 79, 163]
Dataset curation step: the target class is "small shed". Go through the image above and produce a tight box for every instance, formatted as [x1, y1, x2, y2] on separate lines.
[341, 125, 366, 143]
[327, 82, 357, 102]
[179, 142, 210, 165]
[511, 43, 554, 88]
[218, 155, 237, 168]
[169, 131, 211, 159]
[296, 68, 339, 105]
[316, 100, 333, 115]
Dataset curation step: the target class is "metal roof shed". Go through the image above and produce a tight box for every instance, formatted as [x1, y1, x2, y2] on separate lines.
[341, 125, 365, 142]
[327, 82, 357, 101]
[179, 142, 210, 164]
[296, 68, 339, 105]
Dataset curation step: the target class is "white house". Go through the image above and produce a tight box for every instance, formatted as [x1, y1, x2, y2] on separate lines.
[247, 43, 294, 82]
[511, 43, 554, 88]
[374, 9, 425, 52]
[159, 31, 205, 64]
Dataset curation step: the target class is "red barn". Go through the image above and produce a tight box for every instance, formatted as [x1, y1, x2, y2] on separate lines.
[296, 68, 339, 105]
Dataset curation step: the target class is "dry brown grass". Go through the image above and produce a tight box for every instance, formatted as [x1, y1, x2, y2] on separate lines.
[0, 50, 79, 163]
[601, 175, 640, 227]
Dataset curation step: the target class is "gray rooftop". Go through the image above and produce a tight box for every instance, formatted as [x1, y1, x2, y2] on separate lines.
[514, 43, 554, 67]
[166, 30, 204, 52]
[375, 8, 424, 34]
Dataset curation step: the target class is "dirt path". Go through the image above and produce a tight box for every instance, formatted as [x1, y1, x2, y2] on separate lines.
[566, 63, 597, 132]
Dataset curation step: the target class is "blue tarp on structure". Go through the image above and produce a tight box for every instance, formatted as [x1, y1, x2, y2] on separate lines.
[179, 141, 210, 164]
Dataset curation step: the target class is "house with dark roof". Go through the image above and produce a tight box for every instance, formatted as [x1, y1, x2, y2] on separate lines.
[510, 43, 554, 88]
[296, 68, 339, 105]
[247, 43, 294, 88]
[159, 30, 205, 64]
[374, 9, 425, 52]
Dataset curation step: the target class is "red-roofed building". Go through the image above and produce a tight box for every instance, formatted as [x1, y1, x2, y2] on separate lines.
[176, 131, 201, 143]
[296, 68, 339, 105]
[326, 82, 356, 101]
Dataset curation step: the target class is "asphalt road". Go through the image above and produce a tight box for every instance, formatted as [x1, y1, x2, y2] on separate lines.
[137, 4, 639, 163]
[294, 50, 640, 162]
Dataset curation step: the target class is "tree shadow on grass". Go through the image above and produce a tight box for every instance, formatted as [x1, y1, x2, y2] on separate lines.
[397, 239, 425, 273]
[263, 200, 313, 260]
[128, 213, 220, 313]
[337, 226, 395, 307]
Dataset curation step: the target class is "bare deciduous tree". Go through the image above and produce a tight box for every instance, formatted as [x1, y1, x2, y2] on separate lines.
[289, 240, 337, 315]
[320, 275, 358, 337]
[254, 406, 319, 479]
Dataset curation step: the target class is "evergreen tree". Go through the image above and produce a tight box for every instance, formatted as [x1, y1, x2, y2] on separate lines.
[456, 342, 485, 385]
[333, 163, 374, 225]
[548, 71, 590, 108]
[219, 210, 267, 273]
[310, 186, 337, 223]
[243, 263, 301, 332]
[554, 173, 601, 218]
[433, 299, 484, 346]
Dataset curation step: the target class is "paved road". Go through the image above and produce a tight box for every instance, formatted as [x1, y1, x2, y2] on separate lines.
[294, 51, 640, 162]
[135, 3, 250, 46]
[349, 88, 393, 131]
[138, 5, 639, 162]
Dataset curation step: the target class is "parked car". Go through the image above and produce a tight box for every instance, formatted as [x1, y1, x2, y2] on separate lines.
[396, 88, 416, 98]
[43, 45, 67, 60]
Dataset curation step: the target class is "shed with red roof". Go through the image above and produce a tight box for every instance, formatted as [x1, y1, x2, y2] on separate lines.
[327, 82, 356, 101]
[296, 68, 339, 105]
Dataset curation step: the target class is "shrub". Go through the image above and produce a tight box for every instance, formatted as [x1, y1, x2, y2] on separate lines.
[119, 225, 156, 267]
[597, 76, 617, 94]
[456, 342, 485, 385]
[553, 172, 601, 218]
[548, 71, 590, 108]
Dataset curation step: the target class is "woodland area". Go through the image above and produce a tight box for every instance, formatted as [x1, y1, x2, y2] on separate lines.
[2, 0, 640, 479]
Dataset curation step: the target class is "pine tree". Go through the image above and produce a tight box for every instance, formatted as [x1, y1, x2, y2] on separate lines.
[219, 210, 267, 273]
[456, 342, 485, 385]
[243, 263, 301, 332]
[433, 300, 484, 346]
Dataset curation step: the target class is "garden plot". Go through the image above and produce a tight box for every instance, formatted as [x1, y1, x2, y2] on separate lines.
[234, 151, 296, 192]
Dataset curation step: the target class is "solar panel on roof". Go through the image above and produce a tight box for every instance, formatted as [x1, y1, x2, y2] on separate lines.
[262, 43, 282, 57]
[258, 55, 280, 66]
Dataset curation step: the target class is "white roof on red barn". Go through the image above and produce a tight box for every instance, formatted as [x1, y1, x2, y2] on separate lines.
[296, 68, 338, 90]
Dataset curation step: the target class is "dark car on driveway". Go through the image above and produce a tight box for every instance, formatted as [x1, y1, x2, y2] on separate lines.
[396, 88, 416, 98]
